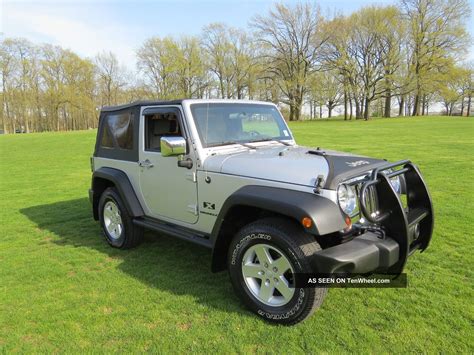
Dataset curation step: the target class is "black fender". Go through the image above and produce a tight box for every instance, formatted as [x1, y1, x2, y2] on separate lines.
[90, 167, 144, 220]
[210, 185, 346, 272]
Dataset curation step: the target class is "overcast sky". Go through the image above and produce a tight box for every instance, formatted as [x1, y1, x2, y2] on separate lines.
[1, 0, 473, 69]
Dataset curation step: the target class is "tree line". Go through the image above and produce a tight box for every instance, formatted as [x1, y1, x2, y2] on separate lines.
[0, 0, 472, 133]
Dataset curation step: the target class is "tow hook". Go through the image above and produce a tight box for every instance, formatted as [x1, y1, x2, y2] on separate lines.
[360, 225, 386, 240]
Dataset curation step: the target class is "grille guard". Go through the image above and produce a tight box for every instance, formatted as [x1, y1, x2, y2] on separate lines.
[355, 160, 434, 273]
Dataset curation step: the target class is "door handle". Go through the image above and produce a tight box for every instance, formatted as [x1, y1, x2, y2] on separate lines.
[138, 159, 154, 168]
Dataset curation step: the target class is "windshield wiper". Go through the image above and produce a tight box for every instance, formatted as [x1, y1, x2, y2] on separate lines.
[207, 141, 256, 149]
[249, 138, 292, 146]
[207, 138, 292, 149]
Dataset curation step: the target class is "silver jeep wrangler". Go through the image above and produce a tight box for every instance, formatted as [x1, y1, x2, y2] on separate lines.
[89, 99, 433, 325]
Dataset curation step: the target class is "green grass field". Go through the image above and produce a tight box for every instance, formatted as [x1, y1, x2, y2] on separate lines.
[1, 116, 473, 352]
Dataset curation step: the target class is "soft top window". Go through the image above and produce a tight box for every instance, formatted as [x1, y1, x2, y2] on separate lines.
[100, 112, 133, 150]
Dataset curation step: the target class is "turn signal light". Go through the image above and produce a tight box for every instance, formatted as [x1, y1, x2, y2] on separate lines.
[344, 215, 352, 229]
[301, 217, 313, 228]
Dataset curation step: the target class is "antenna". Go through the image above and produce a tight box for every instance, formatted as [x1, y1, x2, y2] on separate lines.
[204, 101, 210, 180]
[205, 101, 209, 145]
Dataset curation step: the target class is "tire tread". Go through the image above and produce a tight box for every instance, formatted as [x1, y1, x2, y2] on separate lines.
[230, 217, 327, 325]
[99, 187, 143, 249]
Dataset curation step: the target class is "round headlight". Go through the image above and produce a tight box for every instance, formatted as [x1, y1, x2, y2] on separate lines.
[337, 184, 357, 216]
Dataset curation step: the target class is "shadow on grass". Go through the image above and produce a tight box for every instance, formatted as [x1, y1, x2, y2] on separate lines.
[20, 198, 248, 317]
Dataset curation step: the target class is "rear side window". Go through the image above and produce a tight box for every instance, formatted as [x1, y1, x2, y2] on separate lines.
[100, 113, 133, 150]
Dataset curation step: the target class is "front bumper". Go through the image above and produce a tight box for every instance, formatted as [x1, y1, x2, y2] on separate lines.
[314, 160, 434, 274]
[313, 232, 400, 273]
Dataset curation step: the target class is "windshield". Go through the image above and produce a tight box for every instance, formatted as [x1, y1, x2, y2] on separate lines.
[190, 103, 292, 148]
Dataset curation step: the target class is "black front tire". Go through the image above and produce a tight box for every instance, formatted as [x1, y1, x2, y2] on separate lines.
[227, 217, 327, 325]
[98, 187, 143, 249]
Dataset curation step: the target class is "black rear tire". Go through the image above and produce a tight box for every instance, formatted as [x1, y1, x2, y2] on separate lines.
[98, 187, 143, 249]
[228, 217, 327, 325]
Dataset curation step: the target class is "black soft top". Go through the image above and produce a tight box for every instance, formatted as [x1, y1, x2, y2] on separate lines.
[100, 99, 184, 112]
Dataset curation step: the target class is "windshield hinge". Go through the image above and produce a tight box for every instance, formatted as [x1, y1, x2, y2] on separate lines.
[313, 175, 325, 194]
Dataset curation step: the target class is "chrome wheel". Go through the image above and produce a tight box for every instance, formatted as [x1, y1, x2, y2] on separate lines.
[241, 243, 295, 307]
[103, 200, 123, 240]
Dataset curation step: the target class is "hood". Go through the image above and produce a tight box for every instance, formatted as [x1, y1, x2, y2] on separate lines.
[202, 145, 387, 189]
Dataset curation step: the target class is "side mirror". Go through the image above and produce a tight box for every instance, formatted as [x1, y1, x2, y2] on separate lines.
[160, 136, 187, 157]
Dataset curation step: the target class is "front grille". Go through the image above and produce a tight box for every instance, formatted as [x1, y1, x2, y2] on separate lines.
[362, 184, 379, 218]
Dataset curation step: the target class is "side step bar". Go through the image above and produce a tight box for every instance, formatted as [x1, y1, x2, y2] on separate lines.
[133, 217, 213, 249]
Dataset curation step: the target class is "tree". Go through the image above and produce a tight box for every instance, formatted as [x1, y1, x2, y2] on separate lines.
[0, 0, 473, 134]
[95, 51, 127, 106]
[201, 23, 255, 99]
[308, 70, 343, 118]
[201, 23, 235, 98]
[41, 44, 70, 131]
[437, 65, 470, 115]
[379, 7, 405, 117]
[137, 36, 183, 99]
[228, 28, 256, 99]
[137, 36, 207, 99]
[322, 16, 361, 118]
[40, 44, 95, 131]
[458, 63, 473, 116]
[251, 2, 327, 121]
[401, 0, 471, 116]
[346, 6, 404, 119]
[0, 39, 17, 133]
[175, 36, 207, 98]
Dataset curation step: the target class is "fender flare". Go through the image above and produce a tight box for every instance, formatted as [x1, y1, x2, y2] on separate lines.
[212, 185, 346, 239]
[91, 167, 144, 219]
[210, 185, 346, 271]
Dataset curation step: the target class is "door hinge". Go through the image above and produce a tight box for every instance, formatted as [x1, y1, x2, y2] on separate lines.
[185, 172, 197, 182]
[187, 204, 198, 215]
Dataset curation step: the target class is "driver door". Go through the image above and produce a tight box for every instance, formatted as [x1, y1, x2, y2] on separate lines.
[138, 106, 198, 224]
